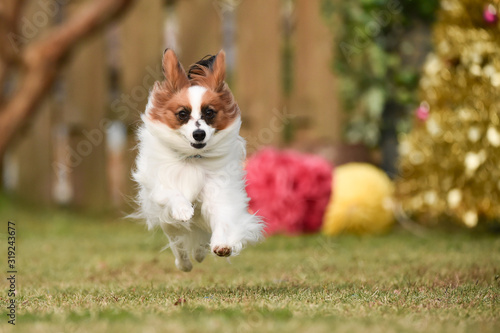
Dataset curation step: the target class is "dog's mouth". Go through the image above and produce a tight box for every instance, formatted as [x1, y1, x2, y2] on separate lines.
[191, 143, 206, 149]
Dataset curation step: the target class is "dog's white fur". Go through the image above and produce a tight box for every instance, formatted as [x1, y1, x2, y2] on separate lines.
[133, 57, 263, 272]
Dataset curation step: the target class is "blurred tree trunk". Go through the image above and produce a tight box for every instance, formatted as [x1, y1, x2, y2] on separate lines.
[235, 0, 283, 151]
[10, 99, 54, 204]
[0, 0, 135, 160]
[176, 0, 222, 66]
[120, 0, 163, 124]
[290, 0, 342, 147]
[63, 4, 109, 210]
[4, 0, 56, 203]
[118, 0, 163, 209]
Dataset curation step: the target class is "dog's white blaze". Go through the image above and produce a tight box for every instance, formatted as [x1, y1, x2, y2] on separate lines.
[187, 85, 207, 120]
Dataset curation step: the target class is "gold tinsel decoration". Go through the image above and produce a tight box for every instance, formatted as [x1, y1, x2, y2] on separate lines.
[397, 0, 500, 227]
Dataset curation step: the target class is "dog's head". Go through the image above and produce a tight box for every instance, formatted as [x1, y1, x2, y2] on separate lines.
[145, 49, 240, 154]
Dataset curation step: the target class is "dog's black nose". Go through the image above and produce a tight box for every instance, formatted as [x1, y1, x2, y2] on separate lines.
[193, 129, 206, 142]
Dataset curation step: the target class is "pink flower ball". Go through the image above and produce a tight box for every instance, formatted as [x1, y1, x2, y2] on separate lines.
[245, 148, 333, 235]
[484, 4, 498, 24]
[415, 103, 430, 121]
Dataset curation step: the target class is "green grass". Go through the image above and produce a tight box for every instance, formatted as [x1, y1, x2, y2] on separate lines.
[1, 197, 499, 333]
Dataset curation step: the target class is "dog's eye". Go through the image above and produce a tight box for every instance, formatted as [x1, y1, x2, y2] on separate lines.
[177, 110, 189, 121]
[204, 108, 216, 120]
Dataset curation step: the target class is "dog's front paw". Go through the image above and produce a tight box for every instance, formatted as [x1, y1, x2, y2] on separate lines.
[170, 200, 194, 221]
[212, 245, 232, 257]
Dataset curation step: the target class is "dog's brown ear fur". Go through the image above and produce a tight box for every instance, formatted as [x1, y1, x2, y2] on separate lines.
[188, 50, 226, 92]
[162, 49, 189, 92]
[211, 50, 226, 92]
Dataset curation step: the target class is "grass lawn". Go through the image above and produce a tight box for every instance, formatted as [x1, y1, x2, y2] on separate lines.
[1, 197, 499, 333]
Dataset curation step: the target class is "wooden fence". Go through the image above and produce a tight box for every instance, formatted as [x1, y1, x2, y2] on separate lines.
[4, 0, 342, 211]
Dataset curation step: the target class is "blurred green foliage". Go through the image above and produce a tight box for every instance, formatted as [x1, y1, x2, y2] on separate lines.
[322, 0, 439, 147]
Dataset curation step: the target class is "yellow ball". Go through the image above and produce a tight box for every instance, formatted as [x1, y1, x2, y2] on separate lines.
[322, 163, 394, 235]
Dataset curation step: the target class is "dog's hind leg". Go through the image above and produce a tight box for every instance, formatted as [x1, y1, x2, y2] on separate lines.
[161, 224, 193, 272]
[191, 227, 211, 263]
[172, 241, 192, 272]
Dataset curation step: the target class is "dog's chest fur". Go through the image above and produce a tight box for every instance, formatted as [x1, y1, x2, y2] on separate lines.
[160, 160, 206, 203]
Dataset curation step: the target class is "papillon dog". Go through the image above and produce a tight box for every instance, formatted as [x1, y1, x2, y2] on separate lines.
[133, 49, 264, 272]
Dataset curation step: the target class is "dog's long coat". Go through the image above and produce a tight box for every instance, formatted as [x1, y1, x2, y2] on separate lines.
[133, 50, 263, 271]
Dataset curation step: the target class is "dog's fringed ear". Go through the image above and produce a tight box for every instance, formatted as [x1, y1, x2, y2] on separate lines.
[162, 49, 189, 92]
[211, 50, 226, 92]
[187, 50, 227, 92]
